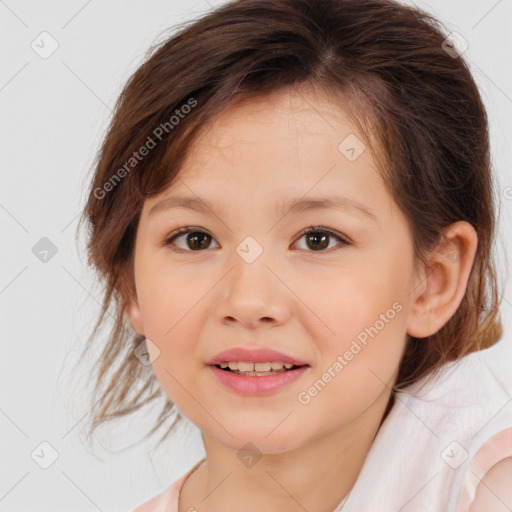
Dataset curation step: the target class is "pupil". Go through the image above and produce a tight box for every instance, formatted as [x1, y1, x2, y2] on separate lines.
[188, 232, 211, 250]
[307, 233, 328, 250]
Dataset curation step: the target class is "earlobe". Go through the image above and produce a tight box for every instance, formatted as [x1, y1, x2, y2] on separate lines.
[125, 297, 145, 336]
[406, 221, 478, 339]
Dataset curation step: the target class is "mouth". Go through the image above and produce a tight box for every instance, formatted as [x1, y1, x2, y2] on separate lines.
[213, 361, 308, 377]
[207, 361, 311, 395]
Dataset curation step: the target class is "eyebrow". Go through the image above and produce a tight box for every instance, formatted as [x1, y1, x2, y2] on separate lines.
[149, 194, 379, 222]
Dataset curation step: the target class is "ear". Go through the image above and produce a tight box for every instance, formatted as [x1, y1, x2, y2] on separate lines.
[125, 299, 145, 336]
[124, 296, 145, 337]
[119, 263, 145, 336]
[122, 279, 146, 337]
[406, 221, 478, 338]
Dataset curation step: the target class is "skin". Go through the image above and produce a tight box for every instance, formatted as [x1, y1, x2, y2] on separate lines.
[126, 84, 478, 512]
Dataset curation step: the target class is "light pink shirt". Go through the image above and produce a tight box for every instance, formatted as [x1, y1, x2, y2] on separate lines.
[131, 458, 202, 512]
[131, 458, 349, 511]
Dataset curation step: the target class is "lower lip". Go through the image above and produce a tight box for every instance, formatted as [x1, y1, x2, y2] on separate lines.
[207, 365, 310, 395]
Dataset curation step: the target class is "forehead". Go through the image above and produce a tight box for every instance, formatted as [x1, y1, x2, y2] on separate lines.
[184, 88, 375, 176]
[191, 87, 361, 153]
[145, 86, 394, 223]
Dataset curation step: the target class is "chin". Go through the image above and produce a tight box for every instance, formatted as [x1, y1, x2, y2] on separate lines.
[210, 422, 307, 456]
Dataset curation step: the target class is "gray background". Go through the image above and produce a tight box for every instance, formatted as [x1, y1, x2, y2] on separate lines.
[1, 0, 511, 510]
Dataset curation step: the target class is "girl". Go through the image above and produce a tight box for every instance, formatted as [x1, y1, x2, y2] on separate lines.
[77, 0, 512, 510]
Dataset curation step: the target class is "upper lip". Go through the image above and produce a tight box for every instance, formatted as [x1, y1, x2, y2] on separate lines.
[206, 347, 310, 366]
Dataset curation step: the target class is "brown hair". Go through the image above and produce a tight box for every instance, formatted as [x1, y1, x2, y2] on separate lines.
[76, 0, 504, 447]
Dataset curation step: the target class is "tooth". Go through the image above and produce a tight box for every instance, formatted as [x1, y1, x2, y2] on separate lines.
[228, 362, 239, 370]
[238, 362, 255, 372]
[220, 362, 228, 368]
[270, 361, 284, 370]
[284, 363, 293, 369]
[254, 362, 272, 372]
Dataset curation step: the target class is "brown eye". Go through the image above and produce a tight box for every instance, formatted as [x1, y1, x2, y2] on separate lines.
[304, 232, 329, 250]
[294, 226, 351, 253]
[164, 225, 350, 254]
[165, 227, 219, 252]
[185, 232, 212, 250]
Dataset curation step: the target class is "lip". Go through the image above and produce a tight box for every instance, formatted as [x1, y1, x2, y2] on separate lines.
[208, 364, 310, 395]
[206, 347, 309, 366]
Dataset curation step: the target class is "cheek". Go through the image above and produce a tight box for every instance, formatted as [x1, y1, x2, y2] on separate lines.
[299, 266, 396, 345]
[300, 307, 406, 429]
[134, 255, 208, 386]
[309, 266, 408, 383]
[135, 250, 201, 333]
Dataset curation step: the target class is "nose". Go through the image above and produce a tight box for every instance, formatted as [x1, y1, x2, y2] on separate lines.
[214, 254, 291, 330]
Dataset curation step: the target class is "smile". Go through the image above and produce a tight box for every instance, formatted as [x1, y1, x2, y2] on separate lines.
[208, 362, 310, 395]
[218, 361, 295, 375]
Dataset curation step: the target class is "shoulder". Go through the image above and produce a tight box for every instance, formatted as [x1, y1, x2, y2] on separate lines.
[131, 459, 205, 512]
[131, 479, 181, 512]
[469, 457, 512, 511]
[456, 426, 512, 511]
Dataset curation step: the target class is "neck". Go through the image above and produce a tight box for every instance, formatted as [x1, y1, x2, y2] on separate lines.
[179, 387, 394, 512]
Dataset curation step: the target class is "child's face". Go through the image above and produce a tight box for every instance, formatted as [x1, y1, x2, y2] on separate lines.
[127, 86, 422, 453]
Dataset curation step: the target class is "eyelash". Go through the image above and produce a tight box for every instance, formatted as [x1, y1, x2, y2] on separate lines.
[163, 225, 351, 254]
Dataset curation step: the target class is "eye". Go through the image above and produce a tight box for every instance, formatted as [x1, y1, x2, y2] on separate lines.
[163, 225, 351, 253]
[293, 225, 351, 253]
[164, 227, 220, 252]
